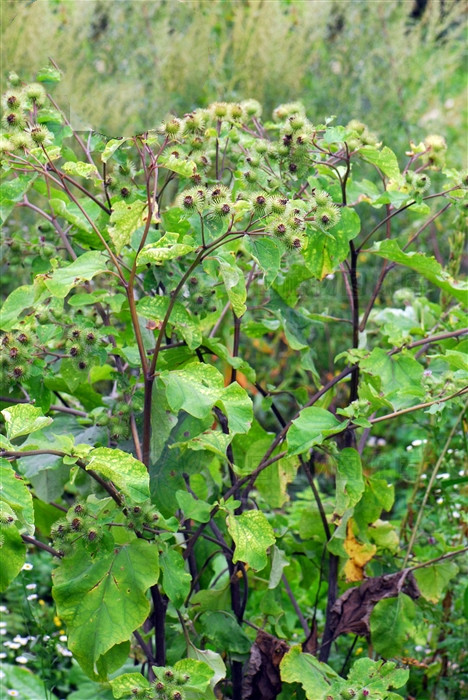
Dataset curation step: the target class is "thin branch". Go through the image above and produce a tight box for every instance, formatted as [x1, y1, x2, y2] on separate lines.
[21, 534, 62, 558]
[282, 574, 310, 636]
[402, 400, 467, 566]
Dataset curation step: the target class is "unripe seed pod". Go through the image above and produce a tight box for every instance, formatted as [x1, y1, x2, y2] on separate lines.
[74, 504, 84, 513]
[17, 333, 28, 344]
[71, 517, 82, 531]
[78, 361, 87, 370]
[13, 366, 24, 378]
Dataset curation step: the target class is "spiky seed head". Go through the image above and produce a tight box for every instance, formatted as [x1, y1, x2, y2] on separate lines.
[159, 118, 182, 136]
[211, 102, 229, 118]
[269, 196, 289, 214]
[10, 132, 33, 150]
[71, 517, 82, 531]
[229, 103, 244, 121]
[23, 83, 46, 106]
[29, 125, 52, 145]
[241, 99, 262, 117]
[0, 136, 12, 155]
[314, 190, 331, 207]
[2, 91, 23, 112]
[347, 119, 366, 135]
[424, 134, 446, 152]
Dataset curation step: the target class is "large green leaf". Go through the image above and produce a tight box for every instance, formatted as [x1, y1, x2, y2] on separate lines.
[371, 239, 468, 303]
[160, 363, 224, 419]
[0, 524, 26, 592]
[1, 404, 52, 440]
[0, 458, 34, 535]
[86, 448, 149, 503]
[304, 207, 360, 279]
[52, 539, 159, 679]
[0, 174, 38, 224]
[108, 200, 147, 254]
[137, 295, 202, 350]
[244, 236, 282, 287]
[62, 161, 100, 179]
[50, 198, 103, 234]
[45, 251, 109, 298]
[199, 611, 251, 655]
[101, 137, 131, 163]
[414, 561, 458, 603]
[109, 673, 151, 699]
[227, 510, 276, 571]
[354, 476, 395, 532]
[335, 448, 365, 516]
[0, 284, 37, 330]
[217, 382, 253, 435]
[187, 643, 226, 693]
[0, 663, 49, 699]
[287, 407, 346, 455]
[359, 146, 401, 179]
[370, 594, 416, 657]
[218, 258, 247, 317]
[160, 548, 191, 607]
[360, 347, 424, 410]
[173, 658, 215, 694]
[136, 232, 195, 265]
[160, 153, 197, 178]
[280, 645, 338, 698]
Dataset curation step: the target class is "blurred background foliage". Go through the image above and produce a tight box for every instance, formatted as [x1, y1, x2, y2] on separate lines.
[1, 0, 466, 159]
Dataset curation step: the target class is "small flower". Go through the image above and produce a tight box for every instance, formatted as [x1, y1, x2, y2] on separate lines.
[8, 643, 21, 650]
[0, 654, 6, 660]
[57, 644, 72, 657]
[7, 691, 20, 697]
[59, 635, 67, 642]
[21, 563, 33, 571]
[0, 622, 6, 628]
[25, 583, 36, 590]
[0, 630, 6, 636]
[27, 594, 38, 601]
[0, 605, 8, 613]
[15, 655, 28, 664]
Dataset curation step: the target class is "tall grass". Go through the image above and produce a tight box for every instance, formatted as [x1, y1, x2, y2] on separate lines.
[1, 0, 466, 154]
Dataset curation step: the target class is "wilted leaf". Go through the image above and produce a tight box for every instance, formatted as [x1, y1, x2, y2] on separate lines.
[343, 520, 377, 582]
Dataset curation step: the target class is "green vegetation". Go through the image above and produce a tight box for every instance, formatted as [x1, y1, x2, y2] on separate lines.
[0, 3, 467, 699]
[1, 0, 466, 156]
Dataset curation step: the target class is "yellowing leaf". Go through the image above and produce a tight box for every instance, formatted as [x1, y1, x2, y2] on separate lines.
[343, 520, 377, 582]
